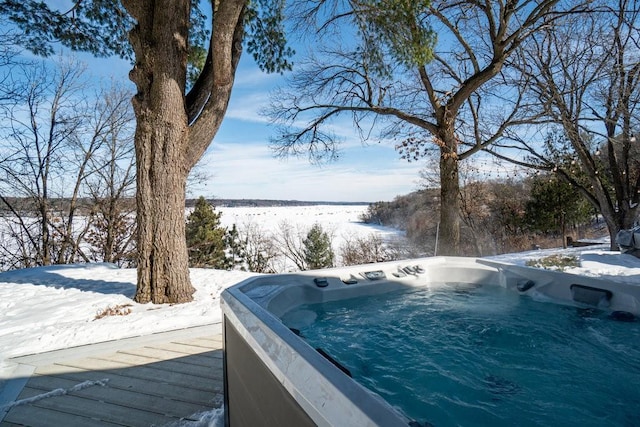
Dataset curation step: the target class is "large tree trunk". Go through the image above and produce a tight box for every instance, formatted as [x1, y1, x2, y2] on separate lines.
[125, 0, 195, 303]
[134, 117, 193, 303]
[602, 201, 637, 252]
[585, 165, 638, 251]
[437, 132, 461, 256]
[122, 0, 246, 303]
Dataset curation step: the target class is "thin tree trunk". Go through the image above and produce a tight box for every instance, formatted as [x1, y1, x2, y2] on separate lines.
[105, 200, 117, 263]
[40, 200, 51, 265]
[438, 132, 461, 256]
[561, 211, 566, 249]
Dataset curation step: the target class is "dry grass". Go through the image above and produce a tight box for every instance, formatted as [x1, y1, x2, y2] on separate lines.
[94, 303, 133, 320]
[525, 254, 580, 271]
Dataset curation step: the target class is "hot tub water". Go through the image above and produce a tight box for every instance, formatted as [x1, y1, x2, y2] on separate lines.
[281, 284, 640, 427]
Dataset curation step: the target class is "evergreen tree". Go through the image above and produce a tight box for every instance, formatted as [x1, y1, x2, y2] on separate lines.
[524, 174, 592, 241]
[225, 224, 247, 270]
[185, 197, 228, 269]
[303, 223, 335, 270]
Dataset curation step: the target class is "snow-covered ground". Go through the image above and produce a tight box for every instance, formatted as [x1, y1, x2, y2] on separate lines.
[489, 244, 640, 285]
[1, 205, 640, 425]
[217, 205, 384, 241]
[216, 204, 402, 270]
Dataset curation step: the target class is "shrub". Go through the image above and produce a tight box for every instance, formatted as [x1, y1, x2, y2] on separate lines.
[341, 233, 394, 265]
[525, 254, 580, 271]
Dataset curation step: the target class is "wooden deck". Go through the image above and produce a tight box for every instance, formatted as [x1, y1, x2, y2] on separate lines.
[0, 324, 224, 427]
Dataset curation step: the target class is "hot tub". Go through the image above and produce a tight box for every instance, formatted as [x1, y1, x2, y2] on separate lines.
[220, 257, 640, 426]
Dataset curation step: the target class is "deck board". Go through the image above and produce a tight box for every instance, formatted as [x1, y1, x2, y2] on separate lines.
[25, 375, 210, 418]
[0, 326, 224, 427]
[117, 346, 189, 361]
[91, 353, 220, 379]
[119, 347, 220, 366]
[2, 405, 120, 427]
[143, 342, 215, 355]
[171, 337, 222, 349]
[26, 367, 219, 407]
[12, 386, 178, 426]
[56, 359, 223, 390]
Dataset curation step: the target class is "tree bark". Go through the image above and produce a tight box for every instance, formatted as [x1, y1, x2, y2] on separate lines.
[134, 120, 193, 303]
[437, 130, 460, 256]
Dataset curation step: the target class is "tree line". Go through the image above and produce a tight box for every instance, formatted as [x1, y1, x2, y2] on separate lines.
[0, 53, 136, 271]
[361, 173, 597, 257]
[185, 196, 408, 273]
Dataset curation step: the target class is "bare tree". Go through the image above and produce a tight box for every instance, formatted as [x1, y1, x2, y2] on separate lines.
[0, 58, 137, 269]
[340, 233, 395, 266]
[84, 84, 137, 266]
[268, 0, 577, 255]
[240, 221, 279, 273]
[0, 58, 88, 266]
[273, 220, 309, 271]
[493, 1, 640, 249]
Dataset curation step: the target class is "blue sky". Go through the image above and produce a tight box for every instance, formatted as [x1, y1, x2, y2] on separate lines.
[82, 48, 425, 203]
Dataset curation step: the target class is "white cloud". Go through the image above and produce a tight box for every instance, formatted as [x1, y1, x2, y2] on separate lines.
[189, 141, 423, 202]
[225, 92, 271, 123]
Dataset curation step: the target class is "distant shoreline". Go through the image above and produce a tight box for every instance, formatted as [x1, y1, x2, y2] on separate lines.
[197, 199, 372, 208]
[0, 197, 372, 215]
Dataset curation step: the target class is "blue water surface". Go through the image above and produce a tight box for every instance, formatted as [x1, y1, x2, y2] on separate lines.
[282, 284, 640, 427]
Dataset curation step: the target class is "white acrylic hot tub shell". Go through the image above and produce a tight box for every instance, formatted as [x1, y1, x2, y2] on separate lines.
[221, 256, 640, 426]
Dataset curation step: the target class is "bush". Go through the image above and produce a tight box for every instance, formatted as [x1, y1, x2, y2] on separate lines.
[340, 233, 394, 265]
[525, 254, 580, 271]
